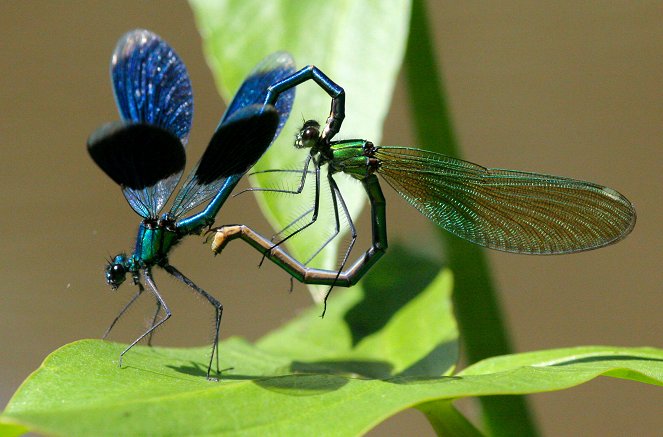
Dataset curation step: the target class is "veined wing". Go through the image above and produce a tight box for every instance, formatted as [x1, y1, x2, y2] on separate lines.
[88, 30, 192, 218]
[87, 122, 185, 214]
[169, 52, 295, 218]
[375, 147, 636, 254]
[112, 29, 193, 144]
[224, 51, 295, 138]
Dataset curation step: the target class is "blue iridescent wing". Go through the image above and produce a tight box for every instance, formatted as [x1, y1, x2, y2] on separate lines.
[169, 52, 295, 218]
[112, 30, 193, 143]
[223, 52, 295, 138]
[88, 29, 193, 218]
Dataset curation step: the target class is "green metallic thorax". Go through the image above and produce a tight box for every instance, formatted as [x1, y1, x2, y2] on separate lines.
[133, 216, 180, 267]
[327, 140, 378, 179]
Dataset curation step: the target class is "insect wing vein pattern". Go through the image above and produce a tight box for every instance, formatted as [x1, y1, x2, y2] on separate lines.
[168, 52, 296, 219]
[88, 29, 192, 218]
[374, 146, 635, 254]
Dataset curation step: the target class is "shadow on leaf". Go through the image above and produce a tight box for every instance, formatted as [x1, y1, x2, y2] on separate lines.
[254, 374, 349, 396]
[165, 362, 209, 378]
[387, 375, 460, 385]
[291, 359, 393, 379]
[344, 243, 440, 346]
[166, 362, 238, 380]
[398, 340, 458, 378]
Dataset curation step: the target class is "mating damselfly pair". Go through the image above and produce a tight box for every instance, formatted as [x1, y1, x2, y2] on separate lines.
[88, 30, 635, 379]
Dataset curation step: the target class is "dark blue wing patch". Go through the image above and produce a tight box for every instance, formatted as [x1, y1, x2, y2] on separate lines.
[168, 52, 296, 218]
[89, 30, 193, 218]
[87, 122, 185, 190]
[112, 29, 193, 145]
[194, 105, 279, 185]
[224, 52, 295, 141]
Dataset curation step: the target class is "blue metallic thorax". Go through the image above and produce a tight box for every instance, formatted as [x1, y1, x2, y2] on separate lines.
[132, 215, 180, 267]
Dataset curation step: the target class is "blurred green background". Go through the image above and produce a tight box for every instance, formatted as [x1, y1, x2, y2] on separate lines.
[0, 1, 660, 435]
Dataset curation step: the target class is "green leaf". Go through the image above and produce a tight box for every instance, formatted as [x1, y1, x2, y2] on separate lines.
[460, 346, 663, 383]
[257, 247, 457, 377]
[1, 263, 456, 436]
[0, 422, 29, 437]
[189, 0, 411, 300]
[3, 254, 662, 437]
[3, 342, 661, 436]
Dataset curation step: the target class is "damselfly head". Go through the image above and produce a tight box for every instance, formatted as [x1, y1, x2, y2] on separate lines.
[295, 120, 321, 149]
[105, 254, 129, 290]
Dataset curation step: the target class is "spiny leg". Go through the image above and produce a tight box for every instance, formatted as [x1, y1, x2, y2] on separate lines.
[233, 155, 313, 198]
[320, 173, 357, 317]
[146, 299, 162, 346]
[103, 283, 144, 340]
[244, 157, 317, 253]
[302, 171, 344, 266]
[270, 206, 315, 242]
[103, 282, 163, 346]
[248, 168, 315, 177]
[235, 154, 318, 266]
[119, 268, 171, 368]
[101, 282, 161, 346]
[164, 264, 223, 381]
[259, 160, 323, 265]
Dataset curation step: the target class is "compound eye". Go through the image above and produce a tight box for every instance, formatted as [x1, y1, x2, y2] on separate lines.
[112, 264, 126, 275]
[296, 120, 321, 149]
[302, 126, 319, 141]
[106, 263, 127, 288]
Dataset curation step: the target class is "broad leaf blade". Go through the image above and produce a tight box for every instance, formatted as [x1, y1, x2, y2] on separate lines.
[3, 260, 662, 436]
[2, 341, 661, 437]
[190, 0, 411, 300]
[258, 248, 457, 377]
[1, 263, 457, 436]
[460, 346, 663, 381]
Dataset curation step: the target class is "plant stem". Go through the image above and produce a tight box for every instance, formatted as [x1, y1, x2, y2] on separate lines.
[417, 400, 485, 437]
[403, 0, 539, 435]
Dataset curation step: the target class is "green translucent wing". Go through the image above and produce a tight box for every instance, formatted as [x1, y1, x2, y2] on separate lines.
[375, 147, 636, 254]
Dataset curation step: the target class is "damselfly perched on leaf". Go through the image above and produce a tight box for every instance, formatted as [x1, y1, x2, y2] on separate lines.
[88, 30, 344, 379]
